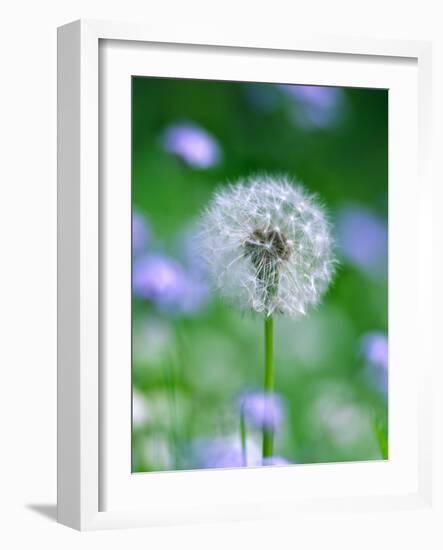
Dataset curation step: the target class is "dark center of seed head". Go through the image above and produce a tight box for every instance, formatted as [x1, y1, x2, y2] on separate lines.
[244, 228, 292, 266]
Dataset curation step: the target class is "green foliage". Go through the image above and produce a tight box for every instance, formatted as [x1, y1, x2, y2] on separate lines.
[373, 414, 389, 459]
[132, 77, 388, 472]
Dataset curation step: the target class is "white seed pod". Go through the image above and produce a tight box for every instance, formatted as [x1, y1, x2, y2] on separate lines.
[197, 175, 336, 317]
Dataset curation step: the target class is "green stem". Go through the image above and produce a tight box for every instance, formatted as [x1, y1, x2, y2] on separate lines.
[373, 413, 388, 460]
[262, 315, 274, 461]
[165, 355, 180, 470]
[240, 406, 247, 466]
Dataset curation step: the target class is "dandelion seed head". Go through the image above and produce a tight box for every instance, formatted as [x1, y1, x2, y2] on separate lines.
[197, 175, 336, 317]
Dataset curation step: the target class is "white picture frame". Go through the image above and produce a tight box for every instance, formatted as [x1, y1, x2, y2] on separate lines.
[57, 19, 435, 531]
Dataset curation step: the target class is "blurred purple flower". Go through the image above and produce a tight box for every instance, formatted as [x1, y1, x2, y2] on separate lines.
[280, 84, 345, 129]
[360, 331, 388, 394]
[162, 122, 221, 169]
[192, 436, 260, 469]
[180, 276, 208, 313]
[262, 456, 291, 466]
[132, 254, 207, 314]
[336, 205, 387, 278]
[195, 441, 243, 468]
[361, 332, 388, 370]
[175, 224, 211, 281]
[132, 211, 150, 255]
[240, 391, 285, 431]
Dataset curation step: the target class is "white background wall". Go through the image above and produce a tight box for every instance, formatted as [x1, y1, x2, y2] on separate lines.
[0, 1, 441, 548]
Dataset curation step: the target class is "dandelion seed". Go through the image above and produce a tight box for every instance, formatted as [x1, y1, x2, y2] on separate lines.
[197, 174, 336, 318]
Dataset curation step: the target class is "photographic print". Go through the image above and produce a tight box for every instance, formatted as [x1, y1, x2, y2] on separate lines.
[131, 77, 388, 473]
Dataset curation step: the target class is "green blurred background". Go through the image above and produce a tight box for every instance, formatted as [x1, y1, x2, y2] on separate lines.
[131, 77, 388, 472]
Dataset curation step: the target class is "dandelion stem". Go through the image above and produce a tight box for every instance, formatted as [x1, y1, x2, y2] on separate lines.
[240, 405, 247, 466]
[262, 315, 274, 460]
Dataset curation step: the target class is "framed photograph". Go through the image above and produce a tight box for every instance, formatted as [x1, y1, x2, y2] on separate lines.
[57, 19, 435, 531]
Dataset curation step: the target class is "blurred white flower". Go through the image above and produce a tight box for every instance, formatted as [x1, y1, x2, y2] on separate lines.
[197, 175, 336, 317]
[133, 317, 173, 364]
[277, 307, 354, 369]
[132, 391, 150, 427]
[311, 388, 370, 446]
[142, 434, 173, 470]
